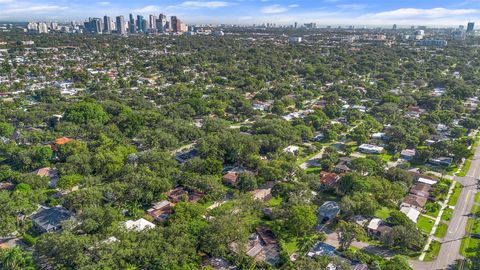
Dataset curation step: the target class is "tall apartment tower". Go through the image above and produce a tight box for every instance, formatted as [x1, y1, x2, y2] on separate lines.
[116, 16, 126, 35]
[103, 16, 111, 33]
[136, 15, 144, 32]
[467, 22, 475, 32]
[129, 14, 136, 33]
[171, 16, 181, 33]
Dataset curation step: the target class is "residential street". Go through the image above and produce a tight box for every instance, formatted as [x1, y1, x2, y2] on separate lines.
[411, 143, 480, 270]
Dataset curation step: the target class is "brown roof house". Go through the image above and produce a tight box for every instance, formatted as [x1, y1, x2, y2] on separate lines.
[166, 187, 204, 203]
[35, 167, 59, 188]
[320, 172, 341, 190]
[401, 194, 427, 211]
[50, 137, 73, 152]
[409, 183, 432, 199]
[147, 200, 174, 222]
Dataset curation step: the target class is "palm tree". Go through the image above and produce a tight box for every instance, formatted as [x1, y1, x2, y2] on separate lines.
[0, 247, 25, 270]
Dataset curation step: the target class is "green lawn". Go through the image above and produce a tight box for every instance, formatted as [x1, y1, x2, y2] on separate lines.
[475, 192, 480, 204]
[460, 236, 480, 257]
[265, 197, 282, 207]
[460, 212, 480, 258]
[424, 240, 441, 261]
[448, 182, 462, 207]
[456, 159, 472, 177]
[417, 215, 435, 234]
[374, 207, 391, 220]
[304, 167, 322, 174]
[434, 222, 448, 239]
[424, 202, 441, 218]
[441, 207, 453, 222]
[379, 152, 394, 162]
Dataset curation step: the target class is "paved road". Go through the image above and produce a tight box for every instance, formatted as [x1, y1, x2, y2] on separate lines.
[412, 144, 480, 270]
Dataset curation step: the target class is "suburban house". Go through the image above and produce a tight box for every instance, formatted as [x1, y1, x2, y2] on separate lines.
[222, 172, 239, 186]
[400, 206, 421, 223]
[410, 172, 438, 186]
[283, 145, 300, 155]
[147, 200, 174, 222]
[166, 187, 204, 203]
[400, 149, 416, 161]
[35, 167, 59, 188]
[358, 144, 384, 154]
[409, 182, 432, 199]
[31, 205, 73, 233]
[174, 148, 199, 164]
[367, 218, 392, 239]
[320, 171, 341, 189]
[351, 215, 369, 227]
[124, 218, 156, 231]
[317, 201, 340, 224]
[334, 157, 352, 173]
[234, 226, 280, 266]
[401, 194, 427, 211]
[429, 157, 453, 167]
[251, 182, 274, 201]
[50, 137, 73, 152]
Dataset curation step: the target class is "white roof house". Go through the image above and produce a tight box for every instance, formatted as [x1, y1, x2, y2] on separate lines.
[418, 177, 438, 186]
[367, 218, 383, 231]
[358, 144, 384, 154]
[400, 206, 421, 223]
[283, 145, 300, 154]
[124, 218, 156, 231]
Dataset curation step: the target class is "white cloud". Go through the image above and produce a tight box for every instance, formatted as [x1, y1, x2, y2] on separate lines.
[133, 5, 162, 13]
[4, 4, 67, 14]
[261, 4, 289, 14]
[363, 7, 479, 20]
[179, 1, 234, 8]
[288, 4, 299, 8]
[97, 2, 111, 6]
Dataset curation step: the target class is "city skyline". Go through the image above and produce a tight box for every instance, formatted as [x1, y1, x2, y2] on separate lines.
[1, 0, 480, 26]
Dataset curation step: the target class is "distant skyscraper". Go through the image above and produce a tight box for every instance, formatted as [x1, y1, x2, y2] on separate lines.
[171, 16, 181, 33]
[129, 14, 136, 33]
[149, 15, 156, 30]
[84, 18, 102, 34]
[116, 16, 126, 35]
[294, 22, 298, 28]
[393, 24, 397, 30]
[467, 22, 475, 32]
[136, 15, 144, 32]
[155, 14, 166, 32]
[38, 22, 48, 33]
[103, 16, 111, 33]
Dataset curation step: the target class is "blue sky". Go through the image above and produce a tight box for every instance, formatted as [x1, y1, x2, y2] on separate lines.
[1, 0, 479, 26]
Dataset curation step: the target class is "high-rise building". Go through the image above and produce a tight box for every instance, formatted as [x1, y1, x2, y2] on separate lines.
[103, 16, 111, 33]
[136, 15, 144, 32]
[116, 16, 126, 35]
[156, 14, 167, 32]
[393, 24, 397, 30]
[149, 15, 156, 30]
[467, 22, 475, 32]
[38, 22, 48, 33]
[171, 16, 182, 33]
[84, 18, 102, 34]
[129, 14, 136, 33]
